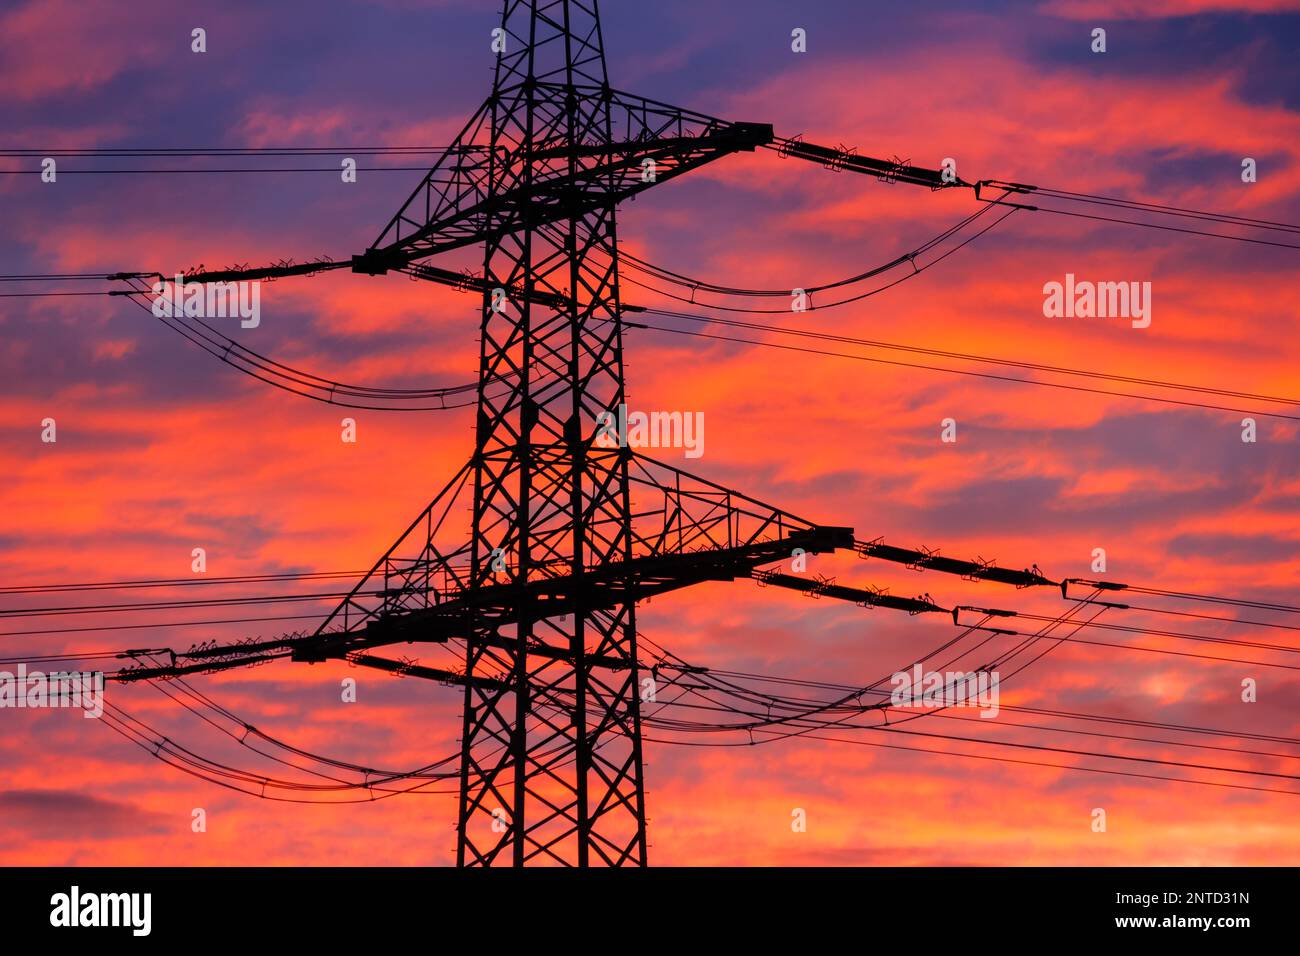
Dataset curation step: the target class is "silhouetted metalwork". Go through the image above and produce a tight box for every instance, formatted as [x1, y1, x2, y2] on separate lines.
[120, 0, 968, 866]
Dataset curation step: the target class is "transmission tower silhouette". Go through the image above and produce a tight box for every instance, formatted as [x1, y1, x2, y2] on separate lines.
[96, 0, 968, 869]
[363, 0, 849, 867]
[170, 0, 853, 866]
[91, 0, 1300, 867]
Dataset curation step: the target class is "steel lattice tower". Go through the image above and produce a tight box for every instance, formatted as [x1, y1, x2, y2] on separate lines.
[141, 0, 856, 866]
[333, 0, 848, 867]
[460, 1, 646, 867]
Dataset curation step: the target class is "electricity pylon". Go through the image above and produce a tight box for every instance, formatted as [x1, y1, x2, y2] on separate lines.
[335, 0, 853, 867]
[86, 0, 1295, 869]
[130, 0, 861, 866]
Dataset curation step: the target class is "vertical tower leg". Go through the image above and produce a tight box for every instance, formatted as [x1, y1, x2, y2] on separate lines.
[456, 0, 647, 867]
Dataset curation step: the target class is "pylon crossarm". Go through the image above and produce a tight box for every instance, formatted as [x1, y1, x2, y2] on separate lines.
[400, 261, 573, 311]
[294, 459, 476, 659]
[289, 529, 852, 664]
[855, 538, 1056, 589]
[769, 135, 970, 190]
[752, 570, 947, 615]
[151, 259, 351, 285]
[104, 547, 993, 687]
[110, 632, 317, 682]
[344, 652, 506, 691]
[626, 451, 851, 557]
[356, 89, 771, 271]
[366, 98, 496, 255]
[112, 649, 288, 682]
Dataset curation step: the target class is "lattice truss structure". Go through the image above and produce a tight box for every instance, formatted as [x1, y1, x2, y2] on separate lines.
[115, 0, 863, 867]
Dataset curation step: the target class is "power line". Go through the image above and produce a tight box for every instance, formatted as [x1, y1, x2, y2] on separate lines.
[0, 612, 328, 640]
[116, 291, 484, 411]
[616, 201, 1007, 310]
[0, 145, 462, 177]
[635, 306, 1300, 408]
[628, 316, 1300, 421]
[634, 648, 1300, 794]
[1024, 183, 1300, 235]
[1020, 201, 1300, 252]
[0, 568, 369, 596]
[685, 661, 1300, 747]
[0, 166, 441, 176]
[0, 146, 450, 156]
[0, 590, 360, 620]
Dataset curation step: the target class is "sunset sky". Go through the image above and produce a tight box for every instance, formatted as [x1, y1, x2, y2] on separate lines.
[2, 0, 1299, 866]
